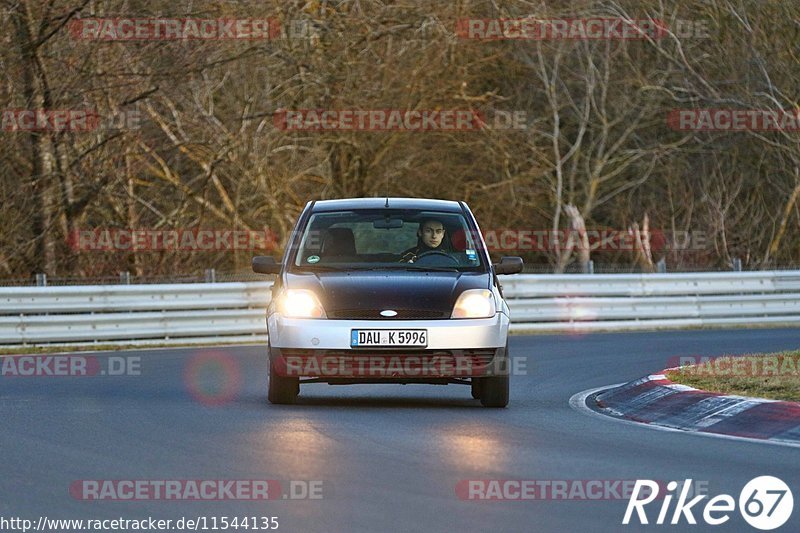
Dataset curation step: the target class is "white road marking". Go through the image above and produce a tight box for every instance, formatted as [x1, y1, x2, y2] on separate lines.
[569, 384, 800, 450]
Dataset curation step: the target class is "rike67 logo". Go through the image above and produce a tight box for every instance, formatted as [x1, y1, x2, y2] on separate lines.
[624, 477, 793, 530]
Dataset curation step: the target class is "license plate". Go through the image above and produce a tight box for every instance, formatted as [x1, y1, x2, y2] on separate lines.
[350, 329, 428, 348]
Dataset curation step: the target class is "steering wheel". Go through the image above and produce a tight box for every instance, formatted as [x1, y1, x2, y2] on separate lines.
[413, 250, 459, 266]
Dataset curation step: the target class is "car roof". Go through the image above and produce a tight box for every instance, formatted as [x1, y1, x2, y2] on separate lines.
[309, 197, 464, 212]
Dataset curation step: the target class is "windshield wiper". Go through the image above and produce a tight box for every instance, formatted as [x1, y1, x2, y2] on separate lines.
[408, 267, 461, 272]
[404, 266, 461, 272]
[291, 265, 348, 272]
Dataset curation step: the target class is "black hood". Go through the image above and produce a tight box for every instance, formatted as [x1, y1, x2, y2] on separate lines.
[284, 270, 490, 318]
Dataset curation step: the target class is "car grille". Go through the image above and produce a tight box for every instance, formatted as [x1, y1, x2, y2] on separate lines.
[327, 309, 449, 320]
[278, 349, 497, 377]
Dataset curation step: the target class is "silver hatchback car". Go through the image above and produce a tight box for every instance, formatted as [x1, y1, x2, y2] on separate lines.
[252, 198, 523, 407]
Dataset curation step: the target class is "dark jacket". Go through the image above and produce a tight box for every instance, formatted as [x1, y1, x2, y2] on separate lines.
[399, 236, 453, 263]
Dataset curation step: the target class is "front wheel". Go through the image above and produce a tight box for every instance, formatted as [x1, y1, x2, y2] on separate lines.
[470, 378, 483, 399]
[268, 357, 299, 405]
[479, 344, 509, 408]
[479, 375, 509, 407]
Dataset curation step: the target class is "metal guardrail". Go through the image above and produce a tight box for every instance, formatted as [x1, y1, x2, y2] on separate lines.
[505, 271, 800, 333]
[0, 283, 271, 347]
[1, 271, 799, 347]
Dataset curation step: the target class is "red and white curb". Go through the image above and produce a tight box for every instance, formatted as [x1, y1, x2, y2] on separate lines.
[571, 373, 800, 448]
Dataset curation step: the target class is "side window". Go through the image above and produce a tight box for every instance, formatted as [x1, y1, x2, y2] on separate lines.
[447, 218, 480, 265]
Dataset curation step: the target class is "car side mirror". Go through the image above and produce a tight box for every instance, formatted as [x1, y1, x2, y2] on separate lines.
[493, 256, 523, 275]
[252, 256, 280, 274]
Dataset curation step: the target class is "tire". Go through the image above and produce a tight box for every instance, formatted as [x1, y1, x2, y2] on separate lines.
[268, 356, 299, 405]
[479, 343, 509, 408]
[470, 378, 483, 399]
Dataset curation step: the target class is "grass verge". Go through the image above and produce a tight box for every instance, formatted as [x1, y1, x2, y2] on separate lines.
[665, 351, 800, 402]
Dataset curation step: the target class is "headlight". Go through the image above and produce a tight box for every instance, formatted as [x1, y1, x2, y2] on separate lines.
[277, 289, 327, 318]
[452, 289, 496, 319]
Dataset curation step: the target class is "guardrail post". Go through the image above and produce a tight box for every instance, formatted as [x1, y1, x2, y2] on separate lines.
[120, 271, 131, 284]
[587, 260, 594, 274]
[656, 259, 667, 273]
[732, 257, 742, 271]
[205, 268, 216, 283]
[35, 273, 47, 287]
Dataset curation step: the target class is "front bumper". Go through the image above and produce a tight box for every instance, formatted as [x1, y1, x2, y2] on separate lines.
[267, 313, 510, 380]
[268, 313, 509, 350]
[270, 346, 508, 379]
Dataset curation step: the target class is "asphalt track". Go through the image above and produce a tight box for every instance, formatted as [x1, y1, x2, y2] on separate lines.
[2, 328, 800, 532]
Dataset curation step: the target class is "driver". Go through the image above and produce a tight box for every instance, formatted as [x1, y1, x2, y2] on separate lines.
[400, 219, 451, 263]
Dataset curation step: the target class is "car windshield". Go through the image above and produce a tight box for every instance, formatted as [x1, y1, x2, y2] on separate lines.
[291, 209, 486, 272]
